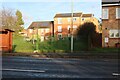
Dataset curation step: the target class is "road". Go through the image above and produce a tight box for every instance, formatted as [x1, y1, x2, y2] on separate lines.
[1, 56, 119, 78]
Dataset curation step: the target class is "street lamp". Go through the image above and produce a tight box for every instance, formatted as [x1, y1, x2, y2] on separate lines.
[71, 0, 74, 53]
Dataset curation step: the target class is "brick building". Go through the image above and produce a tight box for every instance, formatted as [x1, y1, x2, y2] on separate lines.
[0, 29, 14, 52]
[27, 21, 54, 42]
[102, 0, 120, 47]
[54, 12, 100, 39]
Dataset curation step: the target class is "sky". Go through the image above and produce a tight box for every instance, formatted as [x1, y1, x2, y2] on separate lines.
[1, 0, 101, 29]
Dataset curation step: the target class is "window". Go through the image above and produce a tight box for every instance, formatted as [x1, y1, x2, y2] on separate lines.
[109, 30, 120, 38]
[110, 33, 114, 37]
[102, 8, 108, 19]
[41, 29, 44, 33]
[68, 18, 71, 22]
[67, 25, 71, 30]
[116, 33, 119, 37]
[73, 17, 77, 22]
[45, 28, 49, 33]
[82, 18, 84, 21]
[116, 8, 120, 19]
[40, 29, 44, 35]
[29, 29, 33, 33]
[58, 18, 62, 24]
[58, 26, 62, 32]
[73, 25, 77, 29]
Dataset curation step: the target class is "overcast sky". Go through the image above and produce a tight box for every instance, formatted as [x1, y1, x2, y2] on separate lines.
[1, 0, 101, 29]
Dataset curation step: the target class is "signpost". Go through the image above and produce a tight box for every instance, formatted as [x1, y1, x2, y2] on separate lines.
[105, 37, 109, 47]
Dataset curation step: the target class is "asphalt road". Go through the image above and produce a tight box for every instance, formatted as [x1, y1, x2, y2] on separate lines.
[1, 56, 119, 78]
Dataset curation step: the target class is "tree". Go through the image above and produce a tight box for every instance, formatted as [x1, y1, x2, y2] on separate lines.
[77, 22, 96, 49]
[15, 10, 24, 32]
[16, 10, 24, 25]
[1, 7, 24, 33]
[1, 7, 16, 30]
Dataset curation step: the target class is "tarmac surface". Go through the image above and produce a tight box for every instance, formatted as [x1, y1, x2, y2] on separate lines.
[1, 56, 119, 78]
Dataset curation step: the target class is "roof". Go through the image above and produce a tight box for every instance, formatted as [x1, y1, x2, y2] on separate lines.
[28, 21, 53, 29]
[0, 25, 15, 32]
[54, 13, 82, 18]
[102, 0, 120, 4]
[0, 28, 14, 32]
[82, 14, 93, 17]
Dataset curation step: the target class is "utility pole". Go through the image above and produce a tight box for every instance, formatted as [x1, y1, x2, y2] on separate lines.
[34, 24, 39, 53]
[36, 27, 39, 51]
[71, 0, 74, 53]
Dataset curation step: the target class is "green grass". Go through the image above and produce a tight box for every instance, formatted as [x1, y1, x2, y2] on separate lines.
[13, 34, 34, 53]
[38, 37, 88, 52]
[12, 35, 119, 53]
[91, 47, 119, 53]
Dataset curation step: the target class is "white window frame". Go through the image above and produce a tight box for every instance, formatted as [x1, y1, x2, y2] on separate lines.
[102, 8, 109, 19]
[58, 18, 62, 24]
[41, 29, 44, 33]
[58, 26, 62, 32]
[109, 29, 120, 38]
[41, 29, 44, 35]
[29, 29, 33, 33]
[45, 28, 49, 33]
[73, 17, 77, 22]
[68, 18, 71, 22]
[116, 8, 120, 19]
[67, 25, 71, 30]
[73, 25, 77, 29]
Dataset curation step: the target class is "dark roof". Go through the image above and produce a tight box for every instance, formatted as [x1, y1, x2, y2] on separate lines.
[82, 14, 93, 17]
[102, 0, 120, 4]
[54, 13, 82, 18]
[0, 28, 14, 32]
[28, 21, 53, 29]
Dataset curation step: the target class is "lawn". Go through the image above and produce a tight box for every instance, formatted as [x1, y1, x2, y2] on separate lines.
[13, 34, 34, 53]
[12, 35, 119, 53]
[38, 37, 88, 52]
[91, 47, 120, 53]
[12, 35, 88, 53]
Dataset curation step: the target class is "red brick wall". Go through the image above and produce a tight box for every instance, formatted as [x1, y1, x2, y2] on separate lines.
[102, 5, 120, 47]
[54, 17, 80, 38]
[54, 17, 100, 39]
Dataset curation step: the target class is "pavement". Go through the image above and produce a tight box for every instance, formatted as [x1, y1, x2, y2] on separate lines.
[1, 56, 119, 78]
[2, 52, 119, 59]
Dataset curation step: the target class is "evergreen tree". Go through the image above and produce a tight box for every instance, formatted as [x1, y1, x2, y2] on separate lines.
[16, 10, 24, 25]
[16, 10, 24, 32]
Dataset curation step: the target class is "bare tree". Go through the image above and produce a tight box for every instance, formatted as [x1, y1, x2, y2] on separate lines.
[0, 7, 17, 30]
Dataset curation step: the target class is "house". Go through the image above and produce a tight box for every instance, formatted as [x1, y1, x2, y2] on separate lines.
[27, 21, 54, 42]
[54, 12, 100, 40]
[102, 0, 120, 47]
[54, 12, 82, 39]
[0, 29, 14, 52]
[19, 29, 28, 37]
